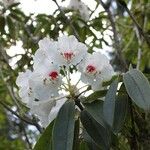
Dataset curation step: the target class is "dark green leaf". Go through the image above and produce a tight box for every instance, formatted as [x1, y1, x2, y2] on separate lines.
[113, 94, 128, 133]
[103, 79, 118, 127]
[123, 69, 150, 110]
[79, 141, 89, 150]
[7, 16, 16, 39]
[80, 110, 111, 149]
[52, 101, 75, 150]
[34, 122, 54, 150]
[73, 119, 80, 150]
[0, 16, 5, 34]
[83, 130, 100, 150]
[85, 101, 106, 128]
[86, 90, 107, 103]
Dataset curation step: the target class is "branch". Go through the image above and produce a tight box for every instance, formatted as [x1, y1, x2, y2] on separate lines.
[99, 1, 138, 148]
[52, 0, 80, 41]
[99, 0, 128, 72]
[21, 123, 32, 149]
[136, 10, 147, 70]
[0, 100, 43, 133]
[75, 99, 84, 111]
[117, 0, 150, 47]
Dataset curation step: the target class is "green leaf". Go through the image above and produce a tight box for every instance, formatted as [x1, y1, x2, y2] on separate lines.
[123, 69, 150, 110]
[0, 16, 5, 34]
[52, 101, 75, 150]
[73, 119, 80, 150]
[85, 101, 106, 128]
[103, 79, 118, 127]
[113, 94, 128, 133]
[34, 122, 54, 150]
[7, 16, 16, 39]
[79, 141, 89, 150]
[83, 130, 100, 150]
[80, 110, 111, 149]
[86, 90, 107, 103]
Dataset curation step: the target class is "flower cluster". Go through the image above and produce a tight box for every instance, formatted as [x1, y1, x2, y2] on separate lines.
[2, 0, 17, 7]
[67, 0, 90, 21]
[16, 35, 114, 127]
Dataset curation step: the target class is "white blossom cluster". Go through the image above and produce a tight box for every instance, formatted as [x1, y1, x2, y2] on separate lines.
[16, 35, 114, 127]
[67, 0, 90, 21]
[1, 0, 17, 7]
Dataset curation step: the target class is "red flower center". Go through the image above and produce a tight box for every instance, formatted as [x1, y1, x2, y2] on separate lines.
[63, 52, 74, 61]
[86, 65, 96, 74]
[49, 71, 58, 80]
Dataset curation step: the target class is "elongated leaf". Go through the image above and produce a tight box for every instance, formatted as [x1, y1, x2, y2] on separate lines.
[123, 69, 150, 110]
[86, 90, 107, 103]
[80, 110, 110, 149]
[79, 142, 89, 150]
[103, 79, 118, 127]
[73, 119, 80, 150]
[83, 130, 100, 150]
[113, 94, 128, 133]
[34, 122, 54, 150]
[85, 101, 106, 128]
[52, 101, 75, 150]
[0, 16, 5, 34]
[7, 16, 16, 39]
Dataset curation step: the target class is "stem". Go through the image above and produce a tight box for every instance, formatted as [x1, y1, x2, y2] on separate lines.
[21, 123, 32, 149]
[117, 0, 150, 47]
[52, 0, 80, 41]
[0, 101, 43, 133]
[99, 1, 138, 149]
[99, 0, 128, 72]
[75, 99, 84, 111]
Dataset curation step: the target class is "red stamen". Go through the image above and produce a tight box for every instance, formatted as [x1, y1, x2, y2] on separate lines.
[86, 65, 96, 73]
[49, 71, 58, 80]
[63, 52, 74, 61]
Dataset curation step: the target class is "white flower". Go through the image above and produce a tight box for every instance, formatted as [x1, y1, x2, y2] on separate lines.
[16, 35, 116, 128]
[33, 37, 57, 70]
[29, 96, 67, 127]
[68, 0, 90, 21]
[2, 0, 17, 7]
[16, 69, 34, 104]
[34, 36, 87, 68]
[30, 63, 62, 101]
[55, 35, 87, 67]
[79, 52, 114, 90]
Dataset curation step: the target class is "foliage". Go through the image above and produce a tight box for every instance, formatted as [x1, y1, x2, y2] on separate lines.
[0, 0, 150, 149]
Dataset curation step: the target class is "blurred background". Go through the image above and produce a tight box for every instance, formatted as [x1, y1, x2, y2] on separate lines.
[0, 0, 150, 149]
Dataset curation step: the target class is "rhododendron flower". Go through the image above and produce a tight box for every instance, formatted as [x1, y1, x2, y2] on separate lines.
[55, 35, 88, 67]
[16, 35, 115, 128]
[34, 35, 87, 68]
[29, 96, 67, 127]
[68, 0, 90, 21]
[33, 38, 57, 70]
[30, 63, 62, 101]
[79, 52, 114, 90]
[2, 0, 17, 7]
[16, 70, 34, 104]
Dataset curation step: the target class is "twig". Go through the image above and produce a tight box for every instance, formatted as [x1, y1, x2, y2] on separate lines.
[21, 123, 32, 149]
[75, 99, 84, 111]
[117, 0, 150, 47]
[0, 67, 21, 110]
[136, 11, 147, 70]
[99, 1, 138, 149]
[0, 101, 43, 133]
[99, 0, 128, 72]
[135, 26, 142, 70]
[52, 0, 80, 41]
